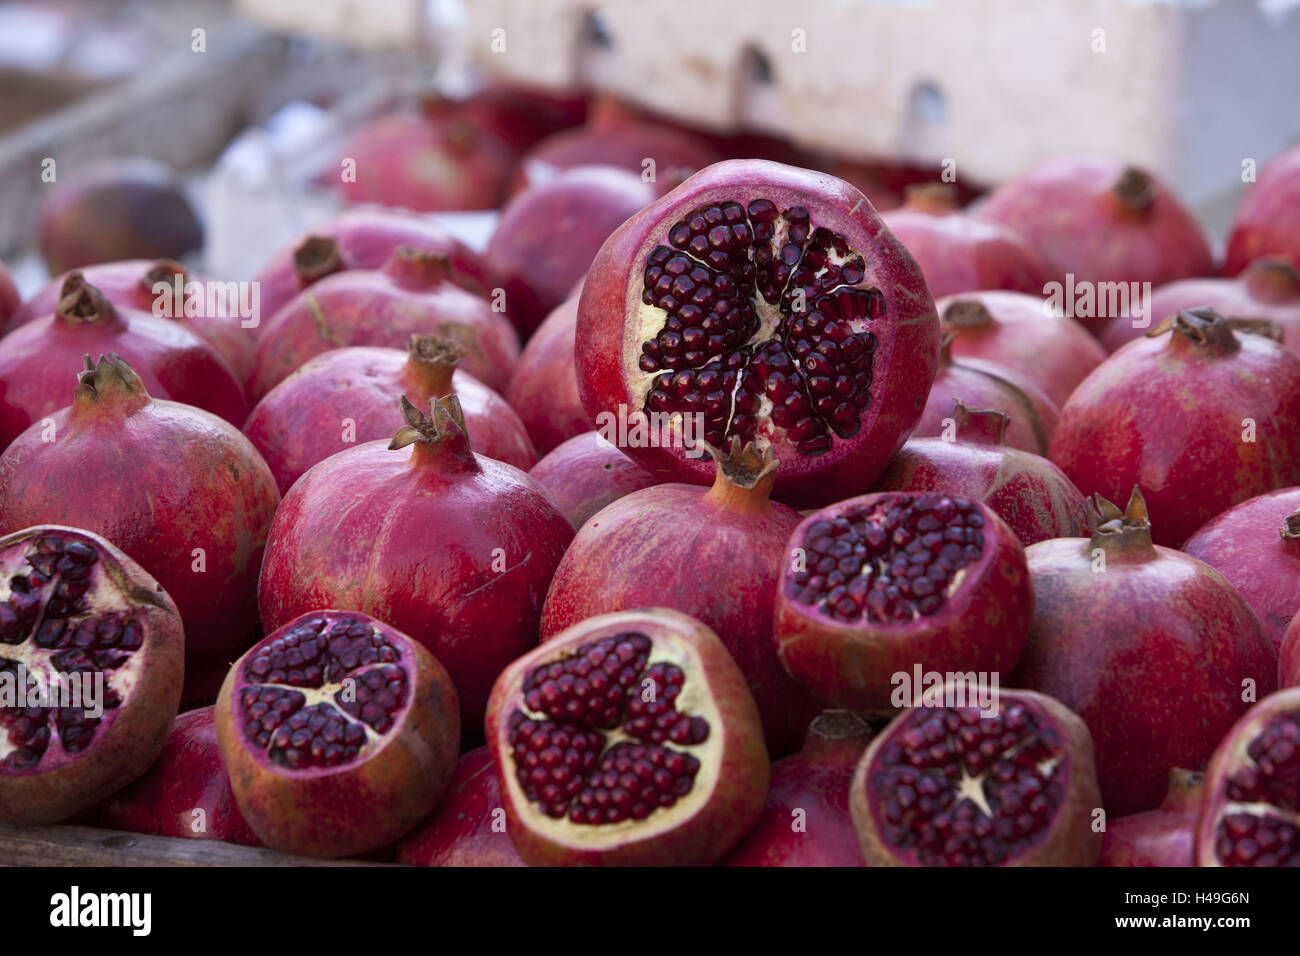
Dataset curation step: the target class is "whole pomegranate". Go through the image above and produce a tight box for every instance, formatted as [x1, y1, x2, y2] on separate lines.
[245, 335, 536, 495]
[394, 747, 524, 866]
[505, 293, 588, 454]
[774, 492, 1031, 712]
[486, 166, 656, 338]
[1223, 144, 1300, 277]
[540, 440, 820, 757]
[578, 159, 939, 508]
[1050, 308, 1300, 547]
[258, 395, 573, 732]
[486, 607, 770, 866]
[1195, 686, 1300, 865]
[215, 610, 461, 858]
[1011, 488, 1277, 815]
[421, 85, 588, 157]
[250, 247, 519, 400]
[0, 355, 280, 701]
[0, 273, 248, 445]
[871, 403, 1088, 545]
[849, 685, 1104, 866]
[530, 431, 660, 529]
[1098, 769, 1201, 867]
[0, 526, 183, 824]
[882, 183, 1056, 299]
[98, 706, 261, 846]
[938, 291, 1107, 407]
[722, 710, 871, 866]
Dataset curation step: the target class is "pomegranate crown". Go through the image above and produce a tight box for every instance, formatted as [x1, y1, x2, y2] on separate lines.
[1087, 487, 1155, 552]
[1280, 510, 1300, 542]
[74, 352, 149, 403]
[1112, 166, 1157, 212]
[388, 394, 468, 451]
[408, 334, 466, 370]
[951, 401, 1010, 446]
[55, 274, 118, 326]
[293, 235, 343, 283]
[701, 437, 779, 491]
[1147, 307, 1280, 350]
[940, 299, 994, 330]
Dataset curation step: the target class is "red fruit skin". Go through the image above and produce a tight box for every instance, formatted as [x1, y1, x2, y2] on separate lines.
[0, 259, 21, 331]
[98, 707, 262, 847]
[938, 291, 1107, 408]
[913, 350, 1060, 455]
[1224, 145, 1300, 276]
[250, 248, 520, 401]
[1050, 313, 1300, 547]
[578, 159, 940, 509]
[512, 120, 718, 195]
[530, 431, 660, 529]
[1098, 769, 1200, 867]
[505, 294, 589, 455]
[394, 747, 525, 866]
[1279, 614, 1300, 687]
[424, 86, 589, 157]
[486, 166, 657, 338]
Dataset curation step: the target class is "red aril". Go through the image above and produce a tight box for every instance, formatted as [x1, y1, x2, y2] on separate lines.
[505, 293, 588, 454]
[1099, 769, 1201, 867]
[1223, 144, 1300, 277]
[530, 431, 660, 529]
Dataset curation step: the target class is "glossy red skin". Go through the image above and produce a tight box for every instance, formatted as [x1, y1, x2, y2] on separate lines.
[1278, 613, 1300, 687]
[252, 208, 494, 323]
[1049, 327, 1300, 547]
[938, 290, 1107, 407]
[1098, 773, 1199, 867]
[250, 251, 520, 401]
[486, 166, 657, 338]
[505, 294, 589, 454]
[0, 260, 20, 330]
[244, 345, 536, 495]
[512, 120, 718, 194]
[539, 479, 820, 758]
[258, 438, 573, 735]
[0, 378, 280, 698]
[578, 159, 940, 509]
[1012, 536, 1277, 815]
[1183, 488, 1300, 651]
[979, 157, 1213, 335]
[530, 431, 660, 529]
[914, 353, 1059, 455]
[98, 707, 262, 847]
[394, 747, 525, 866]
[1224, 146, 1300, 276]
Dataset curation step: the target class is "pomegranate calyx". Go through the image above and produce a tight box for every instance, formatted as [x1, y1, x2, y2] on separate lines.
[702, 437, 779, 511]
[1243, 258, 1300, 304]
[1112, 166, 1157, 213]
[952, 401, 1011, 446]
[1161, 768, 1204, 813]
[902, 182, 960, 216]
[292, 236, 343, 284]
[73, 353, 152, 409]
[1149, 308, 1243, 355]
[383, 246, 454, 290]
[1279, 510, 1300, 545]
[54, 275, 122, 329]
[1088, 487, 1156, 555]
[388, 394, 477, 471]
[404, 334, 465, 396]
[941, 299, 994, 329]
[800, 710, 873, 770]
[142, 259, 188, 293]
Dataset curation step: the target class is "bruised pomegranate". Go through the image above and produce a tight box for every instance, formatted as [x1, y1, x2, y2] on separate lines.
[938, 291, 1107, 407]
[506, 294, 588, 454]
[871, 403, 1088, 545]
[245, 335, 535, 495]
[259, 395, 573, 732]
[486, 607, 769, 866]
[98, 706, 260, 846]
[395, 746, 524, 866]
[723, 710, 871, 867]
[0, 355, 280, 701]
[1196, 686, 1300, 865]
[251, 247, 519, 400]
[215, 610, 460, 858]
[530, 431, 660, 529]
[1012, 489, 1277, 815]
[0, 526, 183, 824]
[1224, 144, 1300, 276]
[578, 159, 939, 508]
[1099, 769, 1200, 867]
[1050, 308, 1300, 547]
[540, 440, 819, 757]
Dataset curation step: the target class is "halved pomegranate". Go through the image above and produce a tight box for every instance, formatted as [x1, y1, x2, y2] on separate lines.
[485, 607, 769, 866]
[578, 159, 939, 508]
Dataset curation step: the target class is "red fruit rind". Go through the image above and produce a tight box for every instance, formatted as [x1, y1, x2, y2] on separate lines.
[1098, 769, 1200, 867]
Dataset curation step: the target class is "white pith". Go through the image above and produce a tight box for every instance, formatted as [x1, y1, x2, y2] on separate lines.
[1210, 716, 1300, 831]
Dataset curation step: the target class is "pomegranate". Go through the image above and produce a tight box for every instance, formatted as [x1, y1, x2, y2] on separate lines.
[258, 395, 573, 732]
[421, 85, 588, 158]
[505, 293, 588, 454]
[250, 247, 519, 401]
[486, 607, 769, 866]
[1195, 686, 1300, 865]
[1050, 308, 1300, 547]
[214, 610, 460, 858]
[1224, 144, 1300, 277]
[849, 685, 1104, 866]
[882, 183, 1056, 299]
[722, 710, 871, 867]
[0, 354, 280, 702]
[245, 335, 536, 495]
[1098, 769, 1201, 867]
[938, 291, 1108, 407]
[0, 526, 183, 824]
[1012, 488, 1277, 815]
[577, 159, 939, 508]
[0, 273, 248, 444]
[486, 166, 656, 338]
[540, 440, 820, 757]
[774, 492, 1031, 712]
[531, 431, 660, 529]
[0, 259, 20, 331]
[394, 746, 524, 866]
[871, 403, 1088, 545]
[98, 706, 261, 846]
[1183, 488, 1300, 651]
[1282, 617, 1300, 687]
[978, 157, 1213, 335]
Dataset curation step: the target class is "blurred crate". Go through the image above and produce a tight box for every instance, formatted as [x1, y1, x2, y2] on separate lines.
[234, 0, 429, 51]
